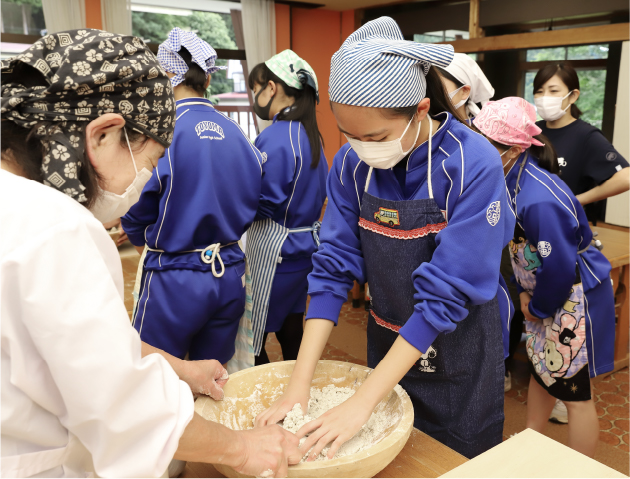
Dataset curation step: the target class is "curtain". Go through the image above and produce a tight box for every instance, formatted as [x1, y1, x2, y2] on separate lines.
[42, 0, 86, 34]
[101, 0, 132, 36]
[241, 0, 276, 132]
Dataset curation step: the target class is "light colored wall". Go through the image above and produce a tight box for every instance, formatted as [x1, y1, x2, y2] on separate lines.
[605, 41, 629, 227]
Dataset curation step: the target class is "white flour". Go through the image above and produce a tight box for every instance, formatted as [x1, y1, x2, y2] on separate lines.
[281, 385, 397, 462]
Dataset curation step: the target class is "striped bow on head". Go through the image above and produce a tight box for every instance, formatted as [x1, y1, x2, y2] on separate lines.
[329, 17, 455, 108]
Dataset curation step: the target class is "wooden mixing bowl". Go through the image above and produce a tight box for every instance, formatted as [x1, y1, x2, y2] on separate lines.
[194, 360, 414, 478]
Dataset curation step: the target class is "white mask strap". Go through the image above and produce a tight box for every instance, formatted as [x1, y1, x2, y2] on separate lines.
[124, 127, 139, 175]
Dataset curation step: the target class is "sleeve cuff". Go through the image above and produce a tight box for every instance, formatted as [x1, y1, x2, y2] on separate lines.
[528, 301, 548, 320]
[305, 291, 347, 325]
[120, 220, 145, 247]
[399, 311, 442, 354]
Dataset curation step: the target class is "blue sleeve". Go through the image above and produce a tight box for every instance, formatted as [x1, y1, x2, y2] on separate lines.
[513, 275, 525, 294]
[121, 155, 167, 247]
[522, 200, 578, 319]
[254, 129, 294, 221]
[306, 148, 366, 323]
[399, 154, 507, 353]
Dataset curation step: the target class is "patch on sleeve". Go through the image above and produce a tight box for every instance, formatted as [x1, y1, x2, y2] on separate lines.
[486, 201, 501, 227]
[261, 152, 268, 164]
[537, 241, 552, 257]
[606, 152, 618, 162]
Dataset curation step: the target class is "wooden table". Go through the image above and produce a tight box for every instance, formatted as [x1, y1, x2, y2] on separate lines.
[182, 428, 468, 478]
[593, 225, 630, 373]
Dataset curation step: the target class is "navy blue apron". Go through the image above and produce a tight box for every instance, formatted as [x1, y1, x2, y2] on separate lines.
[358, 125, 504, 459]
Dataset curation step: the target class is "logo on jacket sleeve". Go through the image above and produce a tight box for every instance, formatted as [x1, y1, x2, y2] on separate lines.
[537, 241, 552, 257]
[195, 121, 224, 140]
[486, 201, 501, 226]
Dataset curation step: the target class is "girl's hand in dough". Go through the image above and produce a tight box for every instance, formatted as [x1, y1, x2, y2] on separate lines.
[255, 384, 309, 428]
[297, 395, 372, 461]
[186, 360, 229, 400]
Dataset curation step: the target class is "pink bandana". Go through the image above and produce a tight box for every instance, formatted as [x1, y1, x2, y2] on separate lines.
[473, 97, 544, 149]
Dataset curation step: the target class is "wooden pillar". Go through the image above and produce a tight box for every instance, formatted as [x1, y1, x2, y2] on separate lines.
[468, 0, 483, 39]
[85, 0, 102, 30]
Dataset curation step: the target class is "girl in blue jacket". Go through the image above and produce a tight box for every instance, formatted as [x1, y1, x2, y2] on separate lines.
[122, 29, 263, 365]
[474, 96, 615, 458]
[255, 17, 515, 460]
[247, 50, 328, 365]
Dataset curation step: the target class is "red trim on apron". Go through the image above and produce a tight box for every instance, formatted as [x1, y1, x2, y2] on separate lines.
[370, 310, 401, 333]
[359, 217, 446, 240]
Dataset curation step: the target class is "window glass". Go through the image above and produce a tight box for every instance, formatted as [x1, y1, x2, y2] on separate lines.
[414, 30, 469, 43]
[526, 47, 566, 62]
[131, 10, 237, 97]
[1, 0, 45, 35]
[567, 44, 609, 60]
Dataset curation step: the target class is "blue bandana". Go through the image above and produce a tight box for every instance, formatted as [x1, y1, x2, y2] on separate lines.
[157, 27, 226, 87]
[329, 17, 454, 108]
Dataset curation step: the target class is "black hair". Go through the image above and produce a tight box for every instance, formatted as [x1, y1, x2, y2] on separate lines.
[248, 62, 323, 168]
[178, 46, 208, 95]
[435, 66, 464, 89]
[533, 63, 582, 119]
[529, 133, 559, 174]
[490, 133, 559, 175]
[382, 65, 471, 126]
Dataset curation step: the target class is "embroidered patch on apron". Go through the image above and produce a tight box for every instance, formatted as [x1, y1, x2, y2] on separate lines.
[419, 346, 437, 373]
[374, 207, 400, 227]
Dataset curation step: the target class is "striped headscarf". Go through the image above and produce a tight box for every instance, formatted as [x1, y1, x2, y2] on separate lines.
[329, 17, 454, 108]
[157, 27, 226, 88]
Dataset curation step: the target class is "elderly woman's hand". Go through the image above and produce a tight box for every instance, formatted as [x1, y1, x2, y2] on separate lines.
[185, 360, 229, 400]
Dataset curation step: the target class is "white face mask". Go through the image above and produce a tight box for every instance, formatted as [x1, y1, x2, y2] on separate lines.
[90, 128, 153, 223]
[534, 91, 573, 121]
[449, 85, 469, 110]
[346, 116, 421, 170]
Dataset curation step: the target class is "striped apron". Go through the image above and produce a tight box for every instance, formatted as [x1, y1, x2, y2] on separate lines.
[246, 218, 320, 355]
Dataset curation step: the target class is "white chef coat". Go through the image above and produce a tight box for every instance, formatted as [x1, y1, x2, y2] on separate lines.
[0, 170, 195, 478]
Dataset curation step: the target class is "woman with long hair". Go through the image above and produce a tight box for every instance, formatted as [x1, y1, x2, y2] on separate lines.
[255, 17, 514, 460]
[247, 50, 328, 365]
[474, 97, 615, 457]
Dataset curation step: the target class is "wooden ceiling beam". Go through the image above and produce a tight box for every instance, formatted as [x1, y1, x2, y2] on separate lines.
[442, 23, 630, 53]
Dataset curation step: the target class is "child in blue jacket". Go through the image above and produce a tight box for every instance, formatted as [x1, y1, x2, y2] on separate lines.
[122, 29, 263, 364]
[474, 96, 615, 458]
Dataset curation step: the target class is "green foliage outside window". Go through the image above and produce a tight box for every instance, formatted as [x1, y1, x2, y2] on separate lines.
[132, 10, 237, 96]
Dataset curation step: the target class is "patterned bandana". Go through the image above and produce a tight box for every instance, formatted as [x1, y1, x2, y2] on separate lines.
[1, 29, 176, 203]
[473, 97, 544, 150]
[265, 49, 319, 103]
[329, 16, 454, 108]
[157, 27, 226, 88]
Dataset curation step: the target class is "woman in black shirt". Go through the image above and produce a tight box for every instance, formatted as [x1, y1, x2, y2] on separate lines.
[534, 63, 629, 224]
